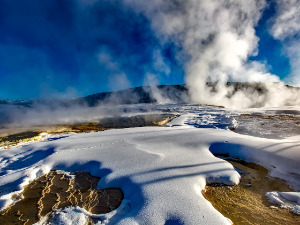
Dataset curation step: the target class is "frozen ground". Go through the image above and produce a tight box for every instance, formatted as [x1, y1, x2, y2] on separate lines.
[0, 104, 299, 224]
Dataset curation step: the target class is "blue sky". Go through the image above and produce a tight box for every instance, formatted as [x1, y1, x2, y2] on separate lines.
[0, 0, 298, 100]
[250, 1, 291, 77]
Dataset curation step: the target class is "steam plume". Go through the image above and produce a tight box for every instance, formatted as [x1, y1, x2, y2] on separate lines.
[124, 0, 300, 108]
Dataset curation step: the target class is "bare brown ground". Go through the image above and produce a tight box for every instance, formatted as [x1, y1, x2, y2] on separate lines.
[0, 171, 123, 225]
[202, 159, 300, 225]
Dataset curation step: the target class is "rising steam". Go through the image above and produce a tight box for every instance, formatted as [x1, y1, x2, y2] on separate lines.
[124, 0, 300, 108]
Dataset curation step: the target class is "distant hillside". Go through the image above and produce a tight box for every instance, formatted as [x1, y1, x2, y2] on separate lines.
[0, 85, 189, 108]
[71, 85, 188, 107]
[0, 99, 32, 107]
[1, 83, 299, 108]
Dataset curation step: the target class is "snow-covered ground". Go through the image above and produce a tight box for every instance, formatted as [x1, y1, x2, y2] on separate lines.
[0, 104, 299, 224]
[266, 191, 300, 215]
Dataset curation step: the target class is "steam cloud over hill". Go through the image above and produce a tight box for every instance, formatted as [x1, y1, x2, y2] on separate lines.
[1, 0, 300, 106]
[0, 83, 300, 130]
[121, 0, 300, 108]
[1, 0, 300, 128]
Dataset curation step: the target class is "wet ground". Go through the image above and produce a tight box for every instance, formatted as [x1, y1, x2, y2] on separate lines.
[0, 171, 123, 225]
[202, 157, 300, 225]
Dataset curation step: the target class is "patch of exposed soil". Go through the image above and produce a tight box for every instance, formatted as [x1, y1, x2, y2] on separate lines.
[0, 131, 43, 148]
[0, 171, 123, 225]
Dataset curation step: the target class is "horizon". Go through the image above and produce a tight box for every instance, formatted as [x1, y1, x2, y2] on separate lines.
[2, 81, 300, 102]
[0, 0, 300, 101]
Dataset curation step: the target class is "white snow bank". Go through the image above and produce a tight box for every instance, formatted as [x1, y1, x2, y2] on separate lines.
[35, 200, 131, 225]
[266, 191, 300, 215]
[279, 192, 300, 204]
[167, 106, 238, 130]
[47, 207, 89, 225]
[1, 126, 300, 224]
[0, 126, 241, 224]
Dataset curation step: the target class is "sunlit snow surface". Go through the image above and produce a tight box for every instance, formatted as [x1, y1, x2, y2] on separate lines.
[266, 191, 300, 215]
[0, 104, 299, 224]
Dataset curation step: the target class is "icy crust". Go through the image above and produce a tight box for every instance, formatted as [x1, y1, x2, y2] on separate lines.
[166, 106, 238, 130]
[35, 200, 131, 225]
[265, 192, 300, 215]
[1, 124, 300, 223]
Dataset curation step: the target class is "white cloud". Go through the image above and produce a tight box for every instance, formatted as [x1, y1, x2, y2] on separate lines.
[284, 40, 300, 86]
[270, 0, 300, 40]
[270, 0, 300, 87]
[109, 73, 132, 91]
[97, 50, 119, 71]
[152, 49, 171, 76]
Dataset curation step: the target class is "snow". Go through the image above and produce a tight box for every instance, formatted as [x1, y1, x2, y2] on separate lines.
[292, 205, 300, 215]
[35, 200, 132, 225]
[0, 104, 300, 224]
[266, 191, 300, 215]
[48, 207, 89, 225]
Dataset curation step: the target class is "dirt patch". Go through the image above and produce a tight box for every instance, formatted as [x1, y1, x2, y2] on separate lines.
[202, 158, 300, 225]
[0, 131, 42, 148]
[96, 114, 177, 129]
[0, 171, 123, 225]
